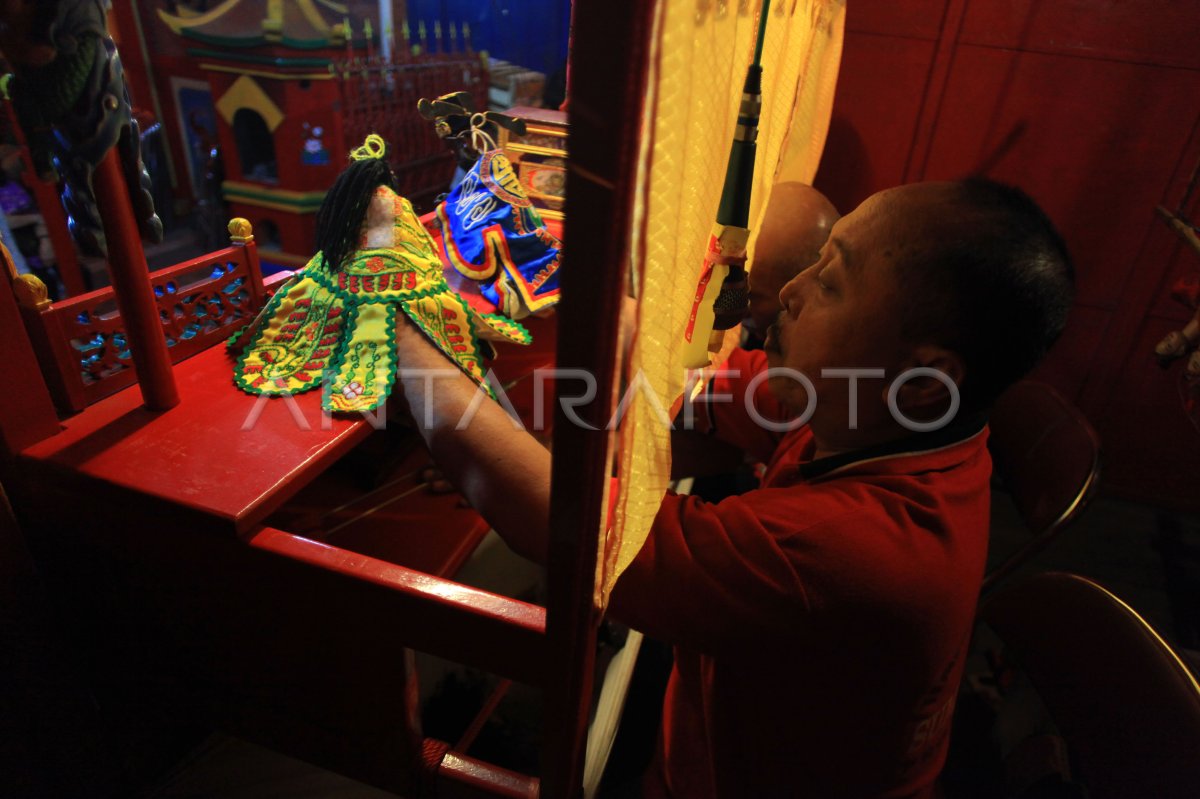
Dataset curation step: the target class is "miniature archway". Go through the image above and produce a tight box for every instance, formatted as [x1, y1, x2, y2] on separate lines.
[256, 218, 281, 249]
[232, 109, 277, 182]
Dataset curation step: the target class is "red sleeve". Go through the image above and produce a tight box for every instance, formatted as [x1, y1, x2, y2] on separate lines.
[689, 348, 795, 464]
[607, 488, 816, 656]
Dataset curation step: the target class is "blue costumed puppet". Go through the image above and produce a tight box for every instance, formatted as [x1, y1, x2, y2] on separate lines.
[420, 94, 562, 320]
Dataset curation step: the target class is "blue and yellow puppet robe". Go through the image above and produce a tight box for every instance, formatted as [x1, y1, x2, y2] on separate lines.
[437, 149, 562, 320]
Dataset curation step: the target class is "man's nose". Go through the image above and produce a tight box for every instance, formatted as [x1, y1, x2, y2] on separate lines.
[778, 267, 811, 318]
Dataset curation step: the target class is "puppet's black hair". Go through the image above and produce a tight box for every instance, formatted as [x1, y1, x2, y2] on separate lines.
[313, 154, 398, 272]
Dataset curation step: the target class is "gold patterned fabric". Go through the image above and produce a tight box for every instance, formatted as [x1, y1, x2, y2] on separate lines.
[602, 0, 846, 605]
[232, 187, 530, 413]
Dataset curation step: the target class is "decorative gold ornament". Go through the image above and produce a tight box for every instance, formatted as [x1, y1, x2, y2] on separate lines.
[228, 218, 255, 244]
[13, 272, 50, 310]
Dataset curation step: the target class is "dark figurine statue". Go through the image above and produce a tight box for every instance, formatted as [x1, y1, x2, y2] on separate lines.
[0, 0, 163, 256]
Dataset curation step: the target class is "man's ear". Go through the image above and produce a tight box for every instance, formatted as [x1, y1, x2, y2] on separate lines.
[886, 345, 965, 413]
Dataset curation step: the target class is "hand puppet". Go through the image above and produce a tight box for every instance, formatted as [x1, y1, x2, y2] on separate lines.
[420, 93, 562, 320]
[230, 135, 530, 413]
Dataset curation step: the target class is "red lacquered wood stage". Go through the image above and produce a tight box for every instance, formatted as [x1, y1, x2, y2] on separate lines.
[0, 5, 650, 794]
[5, 206, 562, 796]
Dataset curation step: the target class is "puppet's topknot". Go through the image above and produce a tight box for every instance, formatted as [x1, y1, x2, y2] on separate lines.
[314, 134, 397, 272]
[349, 133, 387, 162]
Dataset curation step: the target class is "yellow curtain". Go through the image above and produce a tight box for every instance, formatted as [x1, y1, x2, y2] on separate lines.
[599, 0, 846, 606]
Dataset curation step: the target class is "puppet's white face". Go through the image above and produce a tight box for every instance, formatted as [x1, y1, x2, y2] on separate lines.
[363, 188, 398, 249]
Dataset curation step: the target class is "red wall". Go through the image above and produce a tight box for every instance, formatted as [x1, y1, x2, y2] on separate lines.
[814, 0, 1200, 511]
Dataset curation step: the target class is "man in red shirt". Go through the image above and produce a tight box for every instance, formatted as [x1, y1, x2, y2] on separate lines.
[392, 178, 1073, 796]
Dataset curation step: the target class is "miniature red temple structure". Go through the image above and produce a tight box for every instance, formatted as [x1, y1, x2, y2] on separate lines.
[158, 0, 486, 268]
[0, 4, 647, 797]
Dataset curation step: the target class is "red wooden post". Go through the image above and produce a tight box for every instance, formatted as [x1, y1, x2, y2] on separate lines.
[541, 1, 653, 795]
[0, 259, 61, 457]
[92, 148, 179, 410]
[16, 148, 88, 297]
[2, 104, 87, 297]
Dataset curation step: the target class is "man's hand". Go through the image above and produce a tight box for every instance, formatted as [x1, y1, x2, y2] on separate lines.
[393, 320, 553, 564]
[420, 464, 459, 495]
[670, 429, 748, 480]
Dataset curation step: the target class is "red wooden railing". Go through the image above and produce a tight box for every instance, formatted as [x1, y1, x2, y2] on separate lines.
[16, 220, 264, 416]
[334, 33, 487, 212]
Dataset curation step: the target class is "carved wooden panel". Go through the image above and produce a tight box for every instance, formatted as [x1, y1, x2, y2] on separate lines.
[335, 55, 487, 210]
[32, 243, 265, 414]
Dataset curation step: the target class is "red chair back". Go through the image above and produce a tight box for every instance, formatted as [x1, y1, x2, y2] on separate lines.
[981, 572, 1200, 799]
[985, 381, 1101, 589]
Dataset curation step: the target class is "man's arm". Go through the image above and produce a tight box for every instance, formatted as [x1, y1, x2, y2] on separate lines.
[393, 321, 552, 564]
[670, 429, 746, 480]
[673, 348, 793, 467]
[396, 319, 814, 656]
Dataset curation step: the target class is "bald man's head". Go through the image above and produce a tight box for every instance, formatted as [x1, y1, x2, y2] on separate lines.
[745, 182, 839, 334]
